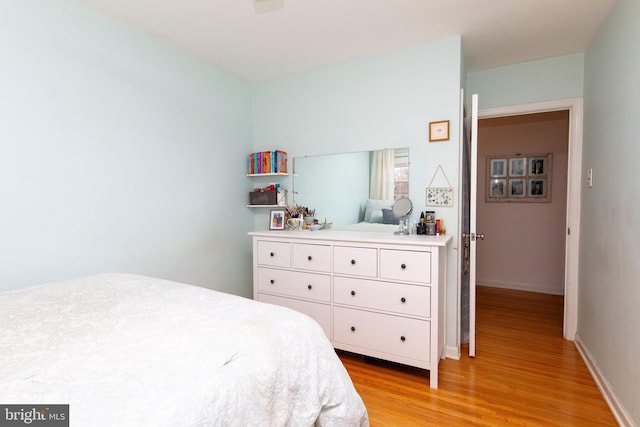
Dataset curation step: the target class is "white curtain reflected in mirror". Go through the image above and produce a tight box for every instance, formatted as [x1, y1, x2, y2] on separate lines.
[369, 149, 395, 200]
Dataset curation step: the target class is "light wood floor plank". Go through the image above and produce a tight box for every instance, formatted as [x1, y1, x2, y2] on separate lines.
[339, 286, 617, 426]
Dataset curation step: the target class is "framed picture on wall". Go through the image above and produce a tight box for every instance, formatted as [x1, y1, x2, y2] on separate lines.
[529, 157, 547, 176]
[509, 179, 526, 197]
[489, 179, 506, 198]
[490, 158, 507, 177]
[529, 179, 547, 197]
[486, 154, 552, 203]
[429, 120, 450, 141]
[509, 157, 526, 177]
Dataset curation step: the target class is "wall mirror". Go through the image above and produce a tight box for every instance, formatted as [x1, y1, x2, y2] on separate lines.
[293, 148, 409, 227]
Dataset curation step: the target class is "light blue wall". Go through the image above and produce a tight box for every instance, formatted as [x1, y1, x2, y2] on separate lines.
[582, 0, 640, 423]
[252, 36, 464, 349]
[467, 54, 584, 109]
[0, 0, 254, 295]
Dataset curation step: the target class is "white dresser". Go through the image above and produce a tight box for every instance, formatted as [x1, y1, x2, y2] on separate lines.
[249, 230, 451, 388]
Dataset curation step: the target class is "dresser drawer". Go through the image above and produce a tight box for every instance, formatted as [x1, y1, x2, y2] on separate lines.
[257, 267, 330, 302]
[292, 243, 331, 272]
[333, 306, 430, 362]
[256, 240, 291, 268]
[333, 276, 430, 318]
[333, 246, 377, 277]
[258, 293, 331, 339]
[380, 249, 431, 284]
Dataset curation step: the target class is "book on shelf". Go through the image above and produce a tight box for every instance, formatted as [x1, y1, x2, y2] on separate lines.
[247, 150, 287, 174]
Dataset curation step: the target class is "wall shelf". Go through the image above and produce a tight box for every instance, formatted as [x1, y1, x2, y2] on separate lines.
[247, 204, 284, 208]
[246, 173, 289, 177]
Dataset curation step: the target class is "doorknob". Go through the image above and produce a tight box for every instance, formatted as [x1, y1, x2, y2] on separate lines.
[462, 232, 485, 241]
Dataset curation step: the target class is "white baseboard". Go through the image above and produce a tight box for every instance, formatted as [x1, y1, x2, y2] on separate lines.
[445, 345, 460, 360]
[574, 335, 635, 427]
[477, 279, 564, 295]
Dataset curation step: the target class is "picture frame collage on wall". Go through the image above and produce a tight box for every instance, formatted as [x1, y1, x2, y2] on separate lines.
[486, 153, 552, 203]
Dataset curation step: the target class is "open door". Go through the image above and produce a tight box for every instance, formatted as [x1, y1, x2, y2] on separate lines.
[460, 92, 483, 358]
[467, 94, 483, 357]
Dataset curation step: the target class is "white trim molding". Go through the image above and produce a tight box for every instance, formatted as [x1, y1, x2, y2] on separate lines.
[478, 280, 564, 296]
[445, 345, 461, 360]
[575, 335, 635, 427]
[479, 98, 582, 341]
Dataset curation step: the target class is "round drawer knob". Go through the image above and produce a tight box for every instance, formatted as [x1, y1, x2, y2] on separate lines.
[401, 263, 407, 269]
[351, 259, 356, 265]
[400, 336, 406, 342]
[401, 297, 406, 303]
[350, 290, 356, 296]
[270, 279, 275, 284]
[307, 284, 312, 290]
[307, 255, 313, 261]
[350, 326, 356, 332]
[270, 252, 275, 257]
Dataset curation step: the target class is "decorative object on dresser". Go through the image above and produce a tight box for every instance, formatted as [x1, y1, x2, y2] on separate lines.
[269, 208, 286, 230]
[250, 230, 452, 388]
[391, 197, 413, 235]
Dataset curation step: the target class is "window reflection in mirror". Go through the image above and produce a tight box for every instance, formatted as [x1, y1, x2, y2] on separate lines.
[293, 148, 409, 226]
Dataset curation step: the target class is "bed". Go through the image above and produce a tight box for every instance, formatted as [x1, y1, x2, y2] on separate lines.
[0, 273, 368, 426]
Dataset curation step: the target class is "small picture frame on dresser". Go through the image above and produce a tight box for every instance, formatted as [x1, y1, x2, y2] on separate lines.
[269, 208, 286, 230]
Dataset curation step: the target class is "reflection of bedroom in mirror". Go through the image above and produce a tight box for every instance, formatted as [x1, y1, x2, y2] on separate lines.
[293, 148, 408, 227]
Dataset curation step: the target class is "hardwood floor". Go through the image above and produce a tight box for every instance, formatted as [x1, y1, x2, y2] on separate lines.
[339, 286, 617, 426]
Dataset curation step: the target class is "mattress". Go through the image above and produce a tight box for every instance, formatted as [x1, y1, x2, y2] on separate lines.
[0, 273, 368, 426]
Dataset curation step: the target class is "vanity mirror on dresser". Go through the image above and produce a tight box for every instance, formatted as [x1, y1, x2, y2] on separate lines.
[249, 229, 451, 388]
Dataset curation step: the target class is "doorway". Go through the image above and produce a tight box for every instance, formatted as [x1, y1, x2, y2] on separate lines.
[477, 111, 569, 298]
[472, 98, 583, 343]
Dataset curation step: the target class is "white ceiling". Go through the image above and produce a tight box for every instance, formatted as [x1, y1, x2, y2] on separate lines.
[80, 0, 616, 83]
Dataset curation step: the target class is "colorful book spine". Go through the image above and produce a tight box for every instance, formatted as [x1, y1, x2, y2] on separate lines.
[248, 150, 287, 174]
[276, 150, 287, 173]
[272, 151, 277, 173]
[263, 151, 270, 175]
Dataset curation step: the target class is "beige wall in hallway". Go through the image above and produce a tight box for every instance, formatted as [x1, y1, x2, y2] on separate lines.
[477, 111, 569, 294]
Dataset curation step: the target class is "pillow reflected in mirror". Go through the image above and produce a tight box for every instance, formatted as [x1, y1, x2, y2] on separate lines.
[381, 208, 400, 225]
[363, 199, 395, 223]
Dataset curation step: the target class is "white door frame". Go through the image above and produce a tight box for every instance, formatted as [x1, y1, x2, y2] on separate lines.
[477, 98, 583, 340]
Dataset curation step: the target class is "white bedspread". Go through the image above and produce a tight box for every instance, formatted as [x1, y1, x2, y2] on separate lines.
[0, 273, 368, 427]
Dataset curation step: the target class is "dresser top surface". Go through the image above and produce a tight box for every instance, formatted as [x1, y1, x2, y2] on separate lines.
[249, 230, 452, 247]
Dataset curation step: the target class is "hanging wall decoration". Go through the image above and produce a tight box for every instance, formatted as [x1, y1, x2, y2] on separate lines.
[426, 165, 454, 207]
[486, 153, 552, 203]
